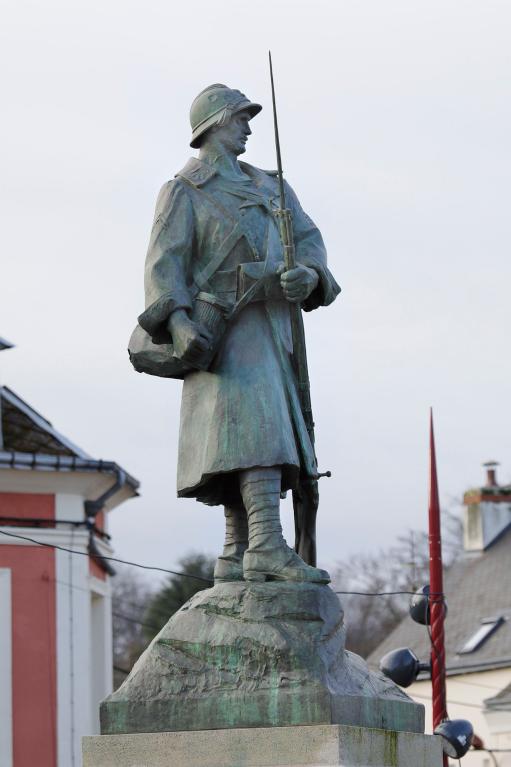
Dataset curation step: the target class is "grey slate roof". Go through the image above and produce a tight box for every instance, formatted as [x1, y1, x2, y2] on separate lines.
[0, 386, 139, 493]
[367, 525, 511, 675]
[0, 386, 89, 456]
[484, 681, 511, 711]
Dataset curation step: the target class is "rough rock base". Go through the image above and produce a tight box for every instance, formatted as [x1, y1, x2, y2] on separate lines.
[83, 724, 442, 767]
[101, 582, 423, 735]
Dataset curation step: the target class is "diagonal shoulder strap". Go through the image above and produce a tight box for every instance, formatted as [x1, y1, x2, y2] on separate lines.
[193, 222, 245, 289]
[178, 174, 252, 291]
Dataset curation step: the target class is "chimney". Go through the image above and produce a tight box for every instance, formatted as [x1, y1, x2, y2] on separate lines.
[483, 461, 499, 488]
[463, 462, 511, 552]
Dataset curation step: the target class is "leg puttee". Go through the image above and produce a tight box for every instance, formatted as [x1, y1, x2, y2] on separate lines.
[214, 505, 248, 583]
[240, 467, 330, 584]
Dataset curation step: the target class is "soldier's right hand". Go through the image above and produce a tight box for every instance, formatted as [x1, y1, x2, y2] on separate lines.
[167, 310, 212, 363]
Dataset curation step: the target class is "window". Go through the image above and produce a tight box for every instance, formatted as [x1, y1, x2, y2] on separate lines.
[459, 617, 504, 654]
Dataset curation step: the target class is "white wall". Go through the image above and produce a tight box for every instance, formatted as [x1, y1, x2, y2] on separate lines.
[55, 493, 115, 766]
[464, 501, 511, 552]
[409, 668, 511, 766]
[89, 576, 113, 734]
[484, 709, 511, 767]
[55, 529, 91, 767]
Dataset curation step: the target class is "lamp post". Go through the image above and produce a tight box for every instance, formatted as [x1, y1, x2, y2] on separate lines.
[428, 409, 448, 766]
[380, 413, 474, 763]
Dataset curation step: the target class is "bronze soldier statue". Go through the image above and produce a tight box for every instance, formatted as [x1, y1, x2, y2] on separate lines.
[130, 84, 340, 584]
[100, 82, 424, 745]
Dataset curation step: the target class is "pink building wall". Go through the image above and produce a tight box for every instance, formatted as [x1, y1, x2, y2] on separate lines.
[1, 543, 57, 767]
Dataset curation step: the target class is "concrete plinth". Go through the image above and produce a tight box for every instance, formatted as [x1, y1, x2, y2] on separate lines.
[83, 724, 442, 767]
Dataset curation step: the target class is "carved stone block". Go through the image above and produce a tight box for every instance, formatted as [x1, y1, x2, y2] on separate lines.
[101, 583, 423, 735]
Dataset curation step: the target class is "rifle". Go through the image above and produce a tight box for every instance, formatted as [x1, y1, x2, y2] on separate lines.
[269, 52, 330, 567]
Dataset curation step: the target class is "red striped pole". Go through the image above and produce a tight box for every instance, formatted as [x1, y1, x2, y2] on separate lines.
[428, 409, 448, 765]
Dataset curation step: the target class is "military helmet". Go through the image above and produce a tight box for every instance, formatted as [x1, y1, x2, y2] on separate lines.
[189, 84, 262, 149]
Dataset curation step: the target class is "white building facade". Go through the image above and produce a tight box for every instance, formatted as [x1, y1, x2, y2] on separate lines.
[0, 385, 139, 767]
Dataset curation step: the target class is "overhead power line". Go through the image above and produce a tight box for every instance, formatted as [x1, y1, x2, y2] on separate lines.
[0, 529, 213, 584]
[113, 611, 161, 633]
[335, 590, 445, 599]
[0, 528, 439, 600]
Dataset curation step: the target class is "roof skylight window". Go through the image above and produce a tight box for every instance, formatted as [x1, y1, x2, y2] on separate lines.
[459, 617, 504, 654]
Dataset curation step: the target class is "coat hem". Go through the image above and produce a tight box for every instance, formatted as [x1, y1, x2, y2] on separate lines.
[177, 462, 300, 507]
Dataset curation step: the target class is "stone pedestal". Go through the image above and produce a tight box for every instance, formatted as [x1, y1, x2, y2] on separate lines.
[101, 582, 423, 735]
[83, 724, 442, 767]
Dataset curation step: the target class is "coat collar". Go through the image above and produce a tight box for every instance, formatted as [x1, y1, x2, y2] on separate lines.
[176, 158, 277, 190]
[175, 158, 217, 187]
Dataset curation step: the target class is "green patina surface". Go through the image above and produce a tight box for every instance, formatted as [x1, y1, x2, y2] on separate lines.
[383, 730, 399, 766]
[101, 582, 424, 736]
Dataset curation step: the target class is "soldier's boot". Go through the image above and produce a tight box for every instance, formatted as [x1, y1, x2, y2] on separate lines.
[214, 504, 248, 583]
[240, 467, 330, 584]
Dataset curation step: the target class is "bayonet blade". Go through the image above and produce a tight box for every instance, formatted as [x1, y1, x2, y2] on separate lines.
[269, 51, 286, 210]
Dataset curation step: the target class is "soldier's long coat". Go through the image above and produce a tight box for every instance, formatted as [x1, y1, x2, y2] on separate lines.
[138, 158, 340, 507]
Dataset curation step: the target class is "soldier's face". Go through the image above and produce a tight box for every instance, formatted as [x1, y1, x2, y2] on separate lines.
[214, 110, 252, 155]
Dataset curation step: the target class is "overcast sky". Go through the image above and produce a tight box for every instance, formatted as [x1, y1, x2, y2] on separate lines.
[1, 0, 510, 579]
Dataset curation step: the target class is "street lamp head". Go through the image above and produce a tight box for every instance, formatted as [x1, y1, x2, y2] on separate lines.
[409, 584, 448, 626]
[379, 647, 430, 688]
[409, 585, 431, 625]
[434, 719, 473, 759]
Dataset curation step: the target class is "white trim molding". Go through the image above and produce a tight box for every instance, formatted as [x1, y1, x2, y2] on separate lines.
[56, 494, 85, 524]
[0, 526, 89, 550]
[56, 540, 91, 767]
[0, 568, 13, 767]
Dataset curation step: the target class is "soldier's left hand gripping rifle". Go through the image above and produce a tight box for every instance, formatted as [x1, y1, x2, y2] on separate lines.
[269, 52, 330, 568]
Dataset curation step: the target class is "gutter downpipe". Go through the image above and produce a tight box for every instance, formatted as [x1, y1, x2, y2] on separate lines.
[85, 465, 128, 576]
[0, 451, 138, 576]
